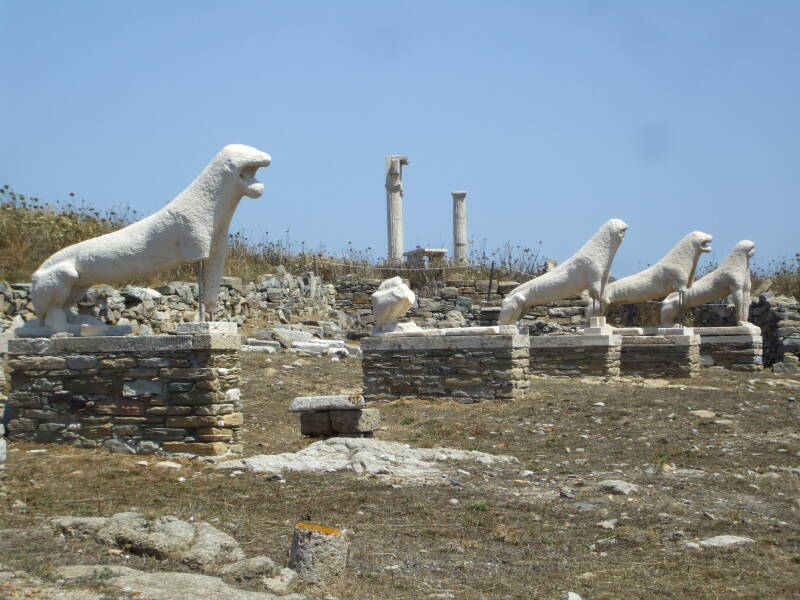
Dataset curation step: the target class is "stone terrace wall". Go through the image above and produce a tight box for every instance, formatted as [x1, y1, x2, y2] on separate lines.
[5, 332, 242, 455]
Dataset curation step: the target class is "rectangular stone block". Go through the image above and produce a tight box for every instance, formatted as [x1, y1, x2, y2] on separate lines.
[176, 321, 238, 335]
[162, 441, 230, 455]
[93, 399, 146, 416]
[165, 416, 219, 428]
[289, 394, 366, 413]
[330, 409, 380, 433]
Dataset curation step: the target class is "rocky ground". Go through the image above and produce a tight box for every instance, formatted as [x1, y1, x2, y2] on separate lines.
[1, 351, 799, 599]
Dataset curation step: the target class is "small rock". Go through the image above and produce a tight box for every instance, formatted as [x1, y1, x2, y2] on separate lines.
[218, 555, 277, 580]
[263, 567, 298, 595]
[562, 592, 583, 600]
[597, 519, 618, 530]
[155, 461, 182, 470]
[689, 410, 716, 419]
[597, 479, 638, 495]
[560, 488, 576, 499]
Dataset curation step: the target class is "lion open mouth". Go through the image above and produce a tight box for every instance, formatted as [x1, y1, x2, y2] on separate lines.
[700, 239, 712, 253]
[240, 155, 271, 197]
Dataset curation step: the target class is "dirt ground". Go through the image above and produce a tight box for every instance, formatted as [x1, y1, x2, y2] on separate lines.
[2, 351, 799, 599]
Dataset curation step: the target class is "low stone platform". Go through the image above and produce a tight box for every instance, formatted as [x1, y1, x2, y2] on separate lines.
[361, 331, 529, 402]
[695, 326, 763, 371]
[4, 323, 243, 455]
[620, 333, 700, 378]
[530, 334, 621, 378]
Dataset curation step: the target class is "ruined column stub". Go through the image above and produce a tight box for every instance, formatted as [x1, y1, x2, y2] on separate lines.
[385, 155, 409, 263]
[452, 191, 467, 264]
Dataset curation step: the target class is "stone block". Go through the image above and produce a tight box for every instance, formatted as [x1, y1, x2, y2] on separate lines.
[122, 379, 164, 397]
[165, 416, 219, 428]
[218, 412, 243, 426]
[330, 409, 380, 433]
[289, 395, 366, 413]
[176, 321, 238, 335]
[300, 412, 333, 436]
[162, 441, 230, 455]
[93, 399, 146, 416]
[196, 427, 234, 441]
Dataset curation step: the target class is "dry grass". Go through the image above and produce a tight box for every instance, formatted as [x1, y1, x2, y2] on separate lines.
[2, 353, 800, 599]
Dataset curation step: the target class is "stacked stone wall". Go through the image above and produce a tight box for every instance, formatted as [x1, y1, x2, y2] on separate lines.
[4, 333, 242, 455]
[620, 335, 700, 378]
[699, 336, 763, 371]
[362, 334, 529, 402]
[0, 271, 338, 336]
[530, 336, 621, 378]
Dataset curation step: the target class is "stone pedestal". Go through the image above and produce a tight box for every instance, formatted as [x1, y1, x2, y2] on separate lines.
[695, 326, 763, 371]
[5, 324, 242, 455]
[289, 394, 379, 438]
[530, 334, 621, 377]
[620, 334, 700, 378]
[362, 331, 529, 402]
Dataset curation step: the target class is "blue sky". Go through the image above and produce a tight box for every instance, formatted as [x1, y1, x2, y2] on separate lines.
[1, 1, 797, 276]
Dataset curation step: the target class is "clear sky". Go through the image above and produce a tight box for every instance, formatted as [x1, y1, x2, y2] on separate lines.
[1, 1, 797, 276]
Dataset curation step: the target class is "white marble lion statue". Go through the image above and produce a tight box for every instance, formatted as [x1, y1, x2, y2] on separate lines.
[28, 144, 271, 334]
[660, 239, 755, 326]
[594, 230, 713, 316]
[498, 219, 628, 325]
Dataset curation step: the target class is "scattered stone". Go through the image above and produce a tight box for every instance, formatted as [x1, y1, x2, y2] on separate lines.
[698, 535, 755, 548]
[597, 480, 638, 495]
[263, 567, 298, 595]
[597, 519, 618, 530]
[562, 593, 583, 600]
[288, 523, 349, 583]
[689, 410, 716, 419]
[155, 461, 182, 470]
[218, 555, 277, 580]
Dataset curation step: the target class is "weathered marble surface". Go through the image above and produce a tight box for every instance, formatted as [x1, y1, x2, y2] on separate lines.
[23, 144, 270, 336]
[499, 219, 628, 325]
[661, 240, 755, 326]
[600, 231, 713, 314]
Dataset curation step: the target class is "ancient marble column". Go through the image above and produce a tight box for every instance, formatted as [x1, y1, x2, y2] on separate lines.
[452, 191, 467, 264]
[385, 155, 409, 263]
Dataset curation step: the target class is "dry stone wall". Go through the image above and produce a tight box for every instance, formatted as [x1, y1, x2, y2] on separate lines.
[5, 331, 242, 455]
[361, 333, 530, 402]
[0, 271, 340, 336]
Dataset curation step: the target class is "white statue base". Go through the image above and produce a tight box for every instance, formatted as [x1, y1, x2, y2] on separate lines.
[378, 325, 519, 338]
[15, 314, 133, 338]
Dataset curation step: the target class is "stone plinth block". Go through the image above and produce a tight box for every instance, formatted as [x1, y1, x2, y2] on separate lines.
[620, 334, 700, 378]
[290, 395, 366, 413]
[177, 321, 238, 335]
[362, 333, 529, 402]
[530, 334, 621, 377]
[300, 412, 333, 436]
[5, 334, 242, 455]
[695, 329, 763, 371]
[289, 523, 349, 583]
